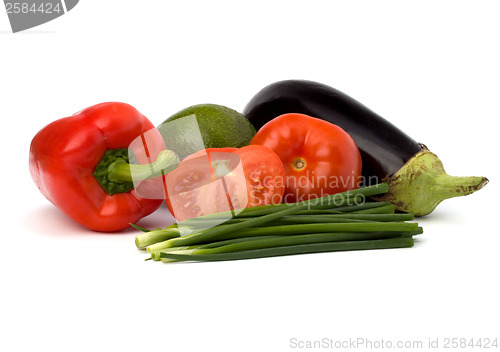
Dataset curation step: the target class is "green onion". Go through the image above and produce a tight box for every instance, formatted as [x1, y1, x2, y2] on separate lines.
[235, 183, 389, 217]
[176, 204, 400, 229]
[181, 201, 392, 221]
[135, 225, 180, 249]
[129, 223, 156, 233]
[151, 226, 423, 261]
[297, 213, 413, 221]
[318, 201, 392, 213]
[352, 204, 395, 214]
[146, 205, 311, 252]
[178, 183, 390, 222]
[147, 221, 417, 253]
[134, 183, 423, 264]
[219, 222, 418, 239]
[149, 245, 202, 261]
[159, 237, 415, 262]
[155, 232, 412, 260]
[147, 183, 391, 252]
[254, 213, 414, 224]
[150, 235, 285, 260]
[196, 235, 285, 249]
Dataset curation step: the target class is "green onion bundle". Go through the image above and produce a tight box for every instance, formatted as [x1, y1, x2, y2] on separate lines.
[133, 183, 421, 263]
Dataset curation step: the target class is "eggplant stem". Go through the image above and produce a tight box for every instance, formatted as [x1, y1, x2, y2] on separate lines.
[374, 147, 488, 216]
[434, 174, 488, 196]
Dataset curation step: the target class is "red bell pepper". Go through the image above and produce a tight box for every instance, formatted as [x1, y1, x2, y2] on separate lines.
[29, 102, 178, 232]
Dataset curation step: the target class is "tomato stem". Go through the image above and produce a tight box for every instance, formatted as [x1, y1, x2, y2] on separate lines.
[292, 157, 306, 171]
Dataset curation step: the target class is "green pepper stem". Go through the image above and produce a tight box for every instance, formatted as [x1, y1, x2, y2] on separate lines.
[107, 150, 179, 183]
[93, 149, 179, 196]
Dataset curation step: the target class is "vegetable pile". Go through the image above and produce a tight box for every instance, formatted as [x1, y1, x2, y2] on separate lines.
[135, 183, 422, 263]
[29, 79, 488, 264]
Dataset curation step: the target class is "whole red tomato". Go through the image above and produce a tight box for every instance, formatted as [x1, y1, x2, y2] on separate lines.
[165, 145, 285, 221]
[250, 113, 362, 203]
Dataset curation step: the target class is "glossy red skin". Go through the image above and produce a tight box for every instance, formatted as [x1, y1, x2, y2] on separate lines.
[29, 102, 165, 232]
[165, 145, 285, 221]
[250, 113, 362, 203]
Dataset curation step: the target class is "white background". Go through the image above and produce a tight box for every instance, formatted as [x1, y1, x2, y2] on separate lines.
[1, 1, 498, 351]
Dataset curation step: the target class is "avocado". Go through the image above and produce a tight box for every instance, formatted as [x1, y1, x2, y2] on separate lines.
[160, 104, 256, 159]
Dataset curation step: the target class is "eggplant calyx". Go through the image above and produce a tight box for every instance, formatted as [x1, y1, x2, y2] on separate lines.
[373, 146, 488, 216]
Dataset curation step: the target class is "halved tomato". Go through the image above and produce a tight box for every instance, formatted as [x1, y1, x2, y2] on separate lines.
[165, 145, 285, 221]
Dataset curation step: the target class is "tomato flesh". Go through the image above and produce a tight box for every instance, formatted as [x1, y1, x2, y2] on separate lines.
[165, 145, 285, 221]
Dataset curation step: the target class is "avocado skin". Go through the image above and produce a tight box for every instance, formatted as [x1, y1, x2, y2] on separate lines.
[161, 104, 256, 159]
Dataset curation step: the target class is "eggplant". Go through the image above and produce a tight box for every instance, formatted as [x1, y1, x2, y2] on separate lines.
[243, 80, 488, 215]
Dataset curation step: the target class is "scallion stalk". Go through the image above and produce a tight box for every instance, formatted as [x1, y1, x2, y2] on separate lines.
[159, 237, 415, 262]
[135, 226, 180, 249]
[147, 184, 390, 251]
